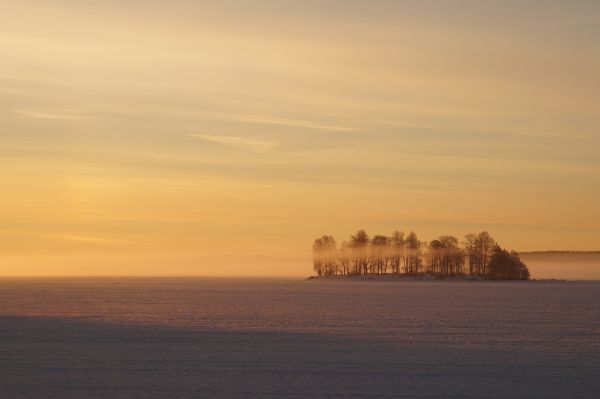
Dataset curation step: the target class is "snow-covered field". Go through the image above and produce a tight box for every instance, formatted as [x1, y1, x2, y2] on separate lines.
[1, 278, 599, 398]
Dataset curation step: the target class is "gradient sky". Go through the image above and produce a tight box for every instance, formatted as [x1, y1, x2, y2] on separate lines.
[1, 1, 599, 276]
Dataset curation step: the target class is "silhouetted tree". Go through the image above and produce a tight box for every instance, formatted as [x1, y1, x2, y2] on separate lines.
[371, 235, 390, 274]
[487, 246, 530, 280]
[390, 231, 405, 274]
[311, 230, 529, 280]
[426, 235, 464, 276]
[312, 235, 337, 276]
[427, 239, 444, 275]
[463, 233, 477, 276]
[350, 230, 370, 275]
[440, 236, 465, 276]
[338, 241, 351, 276]
[404, 232, 423, 274]
[471, 231, 496, 277]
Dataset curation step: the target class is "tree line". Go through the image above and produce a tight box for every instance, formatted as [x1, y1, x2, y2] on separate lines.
[312, 230, 530, 280]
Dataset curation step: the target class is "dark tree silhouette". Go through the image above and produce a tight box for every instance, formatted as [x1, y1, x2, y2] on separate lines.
[338, 241, 351, 276]
[371, 235, 390, 274]
[312, 235, 337, 276]
[471, 231, 496, 277]
[311, 230, 530, 280]
[390, 231, 405, 274]
[404, 232, 423, 275]
[463, 233, 477, 276]
[487, 246, 530, 280]
[350, 230, 370, 275]
[426, 236, 464, 277]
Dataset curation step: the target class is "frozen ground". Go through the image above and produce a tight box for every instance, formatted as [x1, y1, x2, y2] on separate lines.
[0, 278, 599, 398]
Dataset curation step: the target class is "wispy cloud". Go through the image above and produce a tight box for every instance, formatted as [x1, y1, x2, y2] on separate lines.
[190, 134, 277, 153]
[236, 116, 360, 132]
[53, 235, 130, 246]
[11, 109, 96, 120]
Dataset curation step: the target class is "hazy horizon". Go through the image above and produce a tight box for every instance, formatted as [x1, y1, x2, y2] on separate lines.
[2, 250, 599, 280]
[2, 1, 599, 277]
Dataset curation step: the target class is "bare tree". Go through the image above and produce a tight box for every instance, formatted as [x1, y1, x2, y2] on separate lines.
[463, 233, 477, 276]
[350, 230, 370, 275]
[390, 231, 405, 274]
[404, 232, 423, 275]
[338, 241, 351, 275]
[371, 235, 390, 275]
[311, 230, 527, 280]
[474, 231, 496, 277]
[312, 235, 338, 276]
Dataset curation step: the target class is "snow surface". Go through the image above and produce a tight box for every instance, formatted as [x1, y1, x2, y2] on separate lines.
[0, 278, 599, 398]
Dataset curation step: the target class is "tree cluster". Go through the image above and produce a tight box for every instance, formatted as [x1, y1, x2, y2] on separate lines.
[313, 230, 530, 280]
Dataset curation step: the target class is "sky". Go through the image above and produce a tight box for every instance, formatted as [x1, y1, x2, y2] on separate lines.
[1, 0, 599, 276]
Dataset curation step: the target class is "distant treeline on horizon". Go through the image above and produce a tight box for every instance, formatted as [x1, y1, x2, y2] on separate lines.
[521, 251, 600, 255]
[312, 230, 530, 280]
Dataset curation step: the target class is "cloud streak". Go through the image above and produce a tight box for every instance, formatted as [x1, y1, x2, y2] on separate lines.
[190, 134, 277, 153]
[11, 109, 96, 121]
[236, 116, 360, 132]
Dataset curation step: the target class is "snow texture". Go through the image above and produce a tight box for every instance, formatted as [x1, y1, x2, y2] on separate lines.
[0, 278, 599, 398]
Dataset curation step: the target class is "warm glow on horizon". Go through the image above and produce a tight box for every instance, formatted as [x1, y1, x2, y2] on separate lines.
[1, 1, 599, 277]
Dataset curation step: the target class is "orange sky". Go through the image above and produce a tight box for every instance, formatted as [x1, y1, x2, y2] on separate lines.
[1, 1, 599, 277]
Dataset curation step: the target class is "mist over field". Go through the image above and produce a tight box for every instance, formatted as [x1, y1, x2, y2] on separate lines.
[520, 252, 600, 280]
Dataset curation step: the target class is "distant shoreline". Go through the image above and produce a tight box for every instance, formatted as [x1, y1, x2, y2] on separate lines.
[306, 274, 590, 282]
[520, 251, 600, 254]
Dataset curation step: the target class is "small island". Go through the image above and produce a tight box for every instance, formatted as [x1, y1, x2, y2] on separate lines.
[312, 230, 530, 280]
